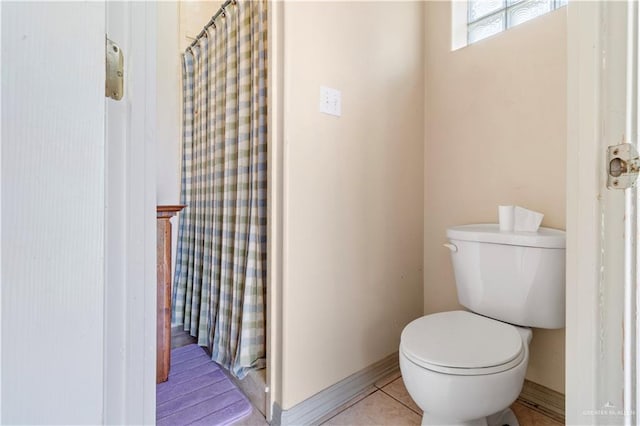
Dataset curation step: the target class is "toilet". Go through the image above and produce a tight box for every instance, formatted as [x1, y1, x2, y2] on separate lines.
[399, 224, 565, 426]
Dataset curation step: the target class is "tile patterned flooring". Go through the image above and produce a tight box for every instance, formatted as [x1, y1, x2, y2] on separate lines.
[231, 372, 563, 426]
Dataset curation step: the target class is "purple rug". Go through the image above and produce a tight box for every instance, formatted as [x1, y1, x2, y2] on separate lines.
[156, 344, 252, 426]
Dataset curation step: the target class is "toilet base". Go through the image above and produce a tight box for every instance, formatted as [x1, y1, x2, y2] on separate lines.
[487, 408, 519, 426]
[421, 408, 519, 426]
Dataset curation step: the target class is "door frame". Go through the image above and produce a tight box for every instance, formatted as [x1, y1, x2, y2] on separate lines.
[113, 1, 283, 423]
[118, 1, 630, 425]
[567, 2, 630, 424]
[566, 2, 601, 422]
[104, 2, 158, 424]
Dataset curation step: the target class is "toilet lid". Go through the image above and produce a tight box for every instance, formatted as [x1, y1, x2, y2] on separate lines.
[400, 311, 524, 374]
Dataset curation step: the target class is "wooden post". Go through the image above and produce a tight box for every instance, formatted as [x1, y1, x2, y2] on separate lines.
[156, 205, 185, 383]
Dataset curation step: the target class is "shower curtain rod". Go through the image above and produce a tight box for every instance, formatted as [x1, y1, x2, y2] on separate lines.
[188, 0, 236, 49]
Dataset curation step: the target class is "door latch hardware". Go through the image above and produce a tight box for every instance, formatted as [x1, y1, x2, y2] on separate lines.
[607, 143, 640, 189]
[106, 38, 123, 101]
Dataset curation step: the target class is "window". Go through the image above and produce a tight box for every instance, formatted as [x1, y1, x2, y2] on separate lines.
[466, 0, 567, 45]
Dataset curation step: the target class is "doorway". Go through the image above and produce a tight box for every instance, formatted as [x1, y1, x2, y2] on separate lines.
[156, 1, 267, 422]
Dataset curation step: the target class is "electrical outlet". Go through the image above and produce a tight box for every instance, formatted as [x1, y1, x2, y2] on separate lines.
[319, 86, 342, 117]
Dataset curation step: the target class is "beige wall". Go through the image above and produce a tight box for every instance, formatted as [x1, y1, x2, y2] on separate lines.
[160, 0, 221, 204]
[179, 1, 222, 51]
[156, 3, 182, 278]
[156, 1, 221, 278]
[424, 3, 567, 393]
[280, 1, 425, 410]
[157, 2, 181, 206]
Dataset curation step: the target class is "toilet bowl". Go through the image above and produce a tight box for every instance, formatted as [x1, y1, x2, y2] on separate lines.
[400, 224, 566, 426]
[399, 311, 532, 426]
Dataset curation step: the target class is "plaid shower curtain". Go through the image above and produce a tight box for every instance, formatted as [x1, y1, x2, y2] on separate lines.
[173, 0, 267, 379]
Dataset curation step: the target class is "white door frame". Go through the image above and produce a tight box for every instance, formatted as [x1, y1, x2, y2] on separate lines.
[567, 2, 632, 424]
[566, 2, 602, 421]
[104, 2, 157, 424]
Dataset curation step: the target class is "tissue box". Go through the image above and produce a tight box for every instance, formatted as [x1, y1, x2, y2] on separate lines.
[513, 206, 544, 232]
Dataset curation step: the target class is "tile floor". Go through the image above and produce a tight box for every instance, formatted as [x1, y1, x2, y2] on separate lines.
[231, 372, 563, 426]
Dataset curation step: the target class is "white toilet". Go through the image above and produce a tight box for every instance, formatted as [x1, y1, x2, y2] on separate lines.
[399, 224, 565, 426]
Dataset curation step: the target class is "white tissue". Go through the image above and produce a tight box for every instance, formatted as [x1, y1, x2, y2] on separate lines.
[498, 205, 515, 231]
[513, 206, 544, 232]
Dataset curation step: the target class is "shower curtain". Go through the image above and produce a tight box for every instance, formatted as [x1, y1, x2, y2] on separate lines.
[172, 0, 267, 379]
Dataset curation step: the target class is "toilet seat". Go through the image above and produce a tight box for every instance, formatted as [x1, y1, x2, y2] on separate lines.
[400, 310, 525, 376]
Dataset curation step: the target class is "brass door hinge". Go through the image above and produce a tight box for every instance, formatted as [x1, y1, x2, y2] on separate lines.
[106, 38, 123, 101]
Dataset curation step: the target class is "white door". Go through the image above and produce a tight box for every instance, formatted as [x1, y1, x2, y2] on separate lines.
[1, 2, 157, 424]
[1, 2, 107, 423]
[567, 1, 638, 425]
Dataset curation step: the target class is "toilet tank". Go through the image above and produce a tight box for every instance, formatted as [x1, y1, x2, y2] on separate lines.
[446, 224, 566, 329]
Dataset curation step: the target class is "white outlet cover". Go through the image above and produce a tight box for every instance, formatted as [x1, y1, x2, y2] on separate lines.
[319, 86, 342, 117]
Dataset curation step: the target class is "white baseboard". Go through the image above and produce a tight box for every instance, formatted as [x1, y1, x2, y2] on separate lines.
[271, 352, 399, 426]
